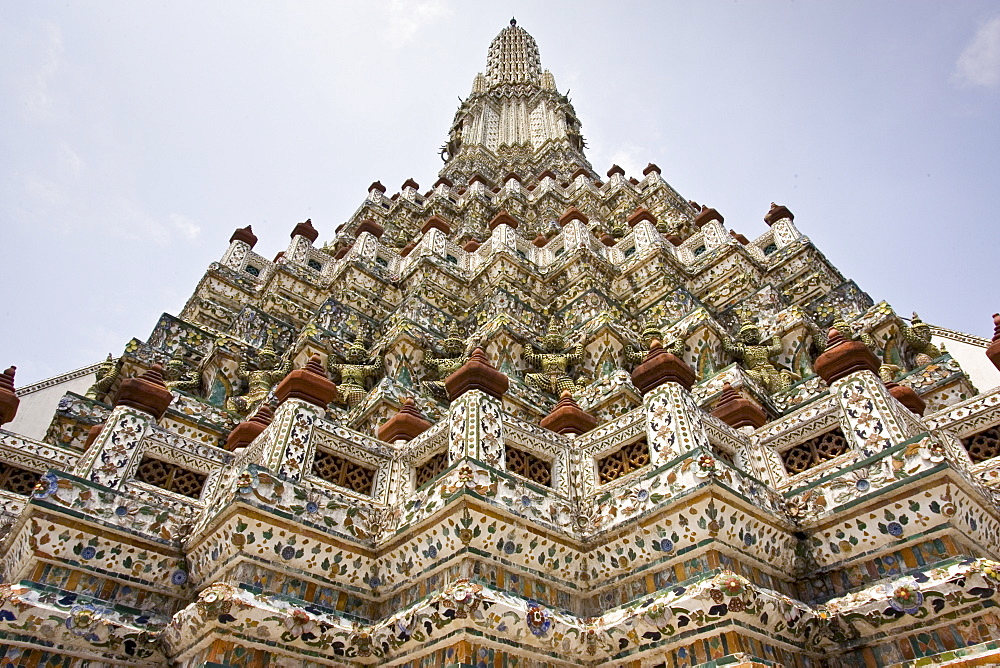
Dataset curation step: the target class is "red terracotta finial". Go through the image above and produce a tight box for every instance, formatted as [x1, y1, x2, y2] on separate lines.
[693, 206, 724, 228]
[814, 327, 881, 384]
[627, 207, 657, 228]
[368, 181, 387, 194]
[113, 364, 174, 420]
[607, 164, 625, 178]
[229, 225, 258, 248]
[421, 215, 451, 235]
[275, 354, 341, 409]
[401, 178, 420, 191]
[532, 234, 548, 248]
[988, 314, 1000, 372]
[225, 403, 275, 451]
[558, 206, 589, 227]
[488, 210, 519, 230]
[291, 218, 319, 243]
[433, 176, 454, 189]
[540, 390, 598, 435]
[643, 163, 661, 177]
[631, 339, 696, 394]
[355, 219, 385, 239]
[0, 366, 19, 426]
[83, 423, 103, 449]
[377, 397, 433, 442]
[462, 239, 481, 252]
[711, 382, 767, 429]
[763, 202, 794, 226]
[400, 241, 417, 257]
[444, 347, 509, 401]
[883, 379, 926, 416]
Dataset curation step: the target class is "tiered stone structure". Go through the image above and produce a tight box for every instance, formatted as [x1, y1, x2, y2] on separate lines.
[1, 20, 1000, 667]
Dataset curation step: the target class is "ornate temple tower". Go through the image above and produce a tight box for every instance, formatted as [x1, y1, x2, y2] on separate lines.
[2, 21, 1000, 667]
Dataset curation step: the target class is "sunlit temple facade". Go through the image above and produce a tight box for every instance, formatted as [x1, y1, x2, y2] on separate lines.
[3, 20, 1000, 667]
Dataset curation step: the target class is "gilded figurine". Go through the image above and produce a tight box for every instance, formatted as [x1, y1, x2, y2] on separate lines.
[329, 337, 383, 408]
[903, 312, 942, 367]
[523, 319, 587, 395]
[625, 322, 685, 367]
[723, 314, 798, 394]
[86, 354, 123, 400]
[423, 321, 469, 400]
[225, 334, 292, 416]
[163, 352, 202, 394]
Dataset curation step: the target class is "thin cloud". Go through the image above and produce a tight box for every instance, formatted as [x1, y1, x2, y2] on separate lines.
[384, 0, 450, 46]
[954, 15, 1000, 88]
[23, 22, 63, 119]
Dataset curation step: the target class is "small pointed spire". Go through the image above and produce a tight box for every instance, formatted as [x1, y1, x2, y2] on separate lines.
[444, 347, 509, 401]
[763, 202, 794, 225]
[631, 339, 696, 394]
[0, 366, 20, 426]
[489, 210, 519, 230]
[540, 390, 597, 435]
[226, 403, 275, 451]
[378, 397, 432, 442]
[291, 218, 319, 243]
[711, 382, 767, 429]
[275, 354, 341, 409]
[510, 17, 516, 26]
[986, 313, 1000, 371]
[355, 219, 385, 239]
[627, 207, 657, 228]
[532, 234, 548, 248]
[694, 206, 724, 228]
[814, 327, 881, 384]
[229, 225, 258, 248]
[558, 206, 589, 227]
[421, 215, 451, 235]
[113, 364, 174, 420]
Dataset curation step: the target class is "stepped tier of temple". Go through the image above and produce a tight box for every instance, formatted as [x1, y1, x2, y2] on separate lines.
[2, 19, 1000, 668]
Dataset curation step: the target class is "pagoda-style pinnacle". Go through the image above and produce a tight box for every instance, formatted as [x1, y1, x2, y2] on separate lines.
[421, 215, 451, 235]
[694, 206, 724, 228]
[432, 176, 453, 189]
[711, 382, 767, 429]
[643, 163, 661, 177]
[540, 390, 597, 435]
[368, 181, 387, 194]
[486, 20, 542, 87]
[627, 207, 657, 228]
[445, 347, 509, 401]
[558, 206, 589, 227]
[0, 366, 19, 426]
[113, 364, 173, 420]
[764, 202, 794, 226]
[226, 403, 275, 451]
[291, 218, 319, 243]
[883, 380, 926, 416]
[607, 164, 625, 179]
[631, 339, 696, 394]
[229, 225, 258, 248]
[377, 397, 432, 442]
[275, 354, 341, 409]
[463, 239, 481, 252]
[532, 234, 548, 248]
[355, 219, 385, 239]
[987, 314, 1000, 371]
[401, 178, 420, 191]
[489, 210, 519, 230]
[813, 328, 881, 385]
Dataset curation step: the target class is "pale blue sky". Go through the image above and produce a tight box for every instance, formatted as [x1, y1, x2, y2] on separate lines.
[2, 1, 998, 384]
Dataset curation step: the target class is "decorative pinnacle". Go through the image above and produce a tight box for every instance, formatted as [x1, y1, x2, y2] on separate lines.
[825, 328, 846, 349]
[510, 17, 516, 26]
[0, 367, 14, 393]
[248, 403, 275, 427]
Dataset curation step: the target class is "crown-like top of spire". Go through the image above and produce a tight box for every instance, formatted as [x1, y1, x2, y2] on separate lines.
[486, 19, 542, 88]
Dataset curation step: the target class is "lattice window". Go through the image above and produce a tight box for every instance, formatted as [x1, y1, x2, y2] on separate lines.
[781, 428, 850, 475]
[505, 444, 552, 487]
[0, 462, 39, 496]
[763, 243, 777, 256]
[135, 457, 207, 499]
[312, 449, 376, 495]
[245, 265, 260, 277]
[597, 438, 651, 484]
[963, 426, 1000, 464]
[307, 259, 322, 271]
[415, 451, 449, 488]
[693, 245, 707, 256]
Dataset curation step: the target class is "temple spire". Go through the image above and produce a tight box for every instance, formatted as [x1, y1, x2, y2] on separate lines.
[439, 21, 592, 184]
